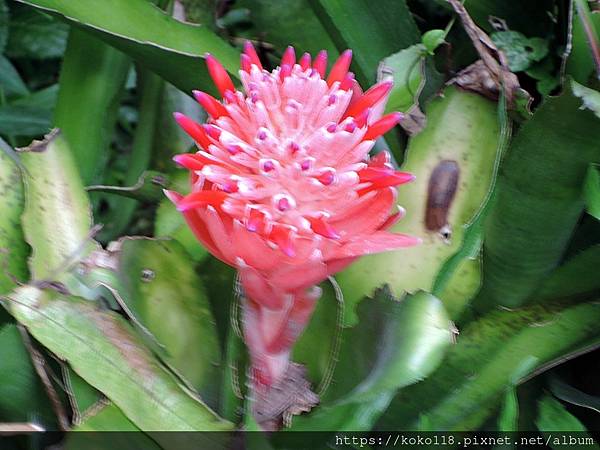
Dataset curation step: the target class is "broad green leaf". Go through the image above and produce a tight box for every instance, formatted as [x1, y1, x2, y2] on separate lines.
[15, 0, 240, 95]
[6, 3, 68, 59]
[307, 0, 420, 84]
[20, 130, 99, 294]
[54, 28, 130, 185]
[435, 248, 481, 321]
[11, 84, 58, 110]
[490, 31, 548, 72]
[476, 84, 600, 310]
[337, 87, 502, 325]
[378, 301, 600, 431]
[72, 403, 143, 432]
[0, 145, 28, 294]
[290, 290, 452, 432]
[584, 165, 600, 220]
[536, 395, 590, 435]
[0, 324, 56, 426]
[533, 245, 600, 303]
[4, 285, 233, 431]
[0, 56, 29, 99]
[0, 104, 51, 136]
[110, 237, 222, 407]
[237, 0, 338, 59]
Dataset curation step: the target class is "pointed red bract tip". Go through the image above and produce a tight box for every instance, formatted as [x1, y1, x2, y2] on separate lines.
[339, 72, 355, 91]
[354, 107, 371, 128]
[193, 90, 228, 118]
[173, 112, 212, 149]
[163, 189, 183, 205]
[299, 52, 311, 70]
[344, 80, 393, 119]
[205, 53, 235, 96]
[363, 112, 403, 140]
[279, 64, 292, 82]
[327, 49, 352, 86]
[202, 124, 222, 140]
[357, 168, 415, 195]
[240, 53, 252, 73]
[243, 41, 262, 70]
[281, 46, 296, 67]
[269, 224, 296, 257]
[307, 216, 341, 239]
[177, 190, 228, 211]
[313, 50, 328, 78]
[173, 153, 203, 170]
[358, 166, 415, 184]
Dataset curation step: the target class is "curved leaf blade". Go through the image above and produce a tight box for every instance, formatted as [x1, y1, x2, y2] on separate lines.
[476, 84, 600, 309]
[4, 285, 233, 431]
[15, 0, 240, 95]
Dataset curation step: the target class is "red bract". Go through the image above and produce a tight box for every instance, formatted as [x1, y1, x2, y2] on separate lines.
[165, 43, 420, 388]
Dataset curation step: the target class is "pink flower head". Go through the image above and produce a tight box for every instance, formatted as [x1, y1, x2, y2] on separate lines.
[166, 44, 420, 387]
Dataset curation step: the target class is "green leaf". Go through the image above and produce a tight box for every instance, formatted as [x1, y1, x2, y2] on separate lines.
[497, 357, 538, 433]
[337, 87, 502, 325]
[422, 29, 445, 55]
[0, 55, 29, 99]
[0, 0, 7, 54]
[307, 0, 421, 84]
[536, 395, 589, 433]
[0, 324, 55, 425]
[53, 28, 131, 185]
[4, 285, 233, 431]
[11, 83, 58, 110]
[584, 164, 600, 217]
[110, 237, 222, 406]
[0, 144, 28, 294]
[567, 9, 600, 84]
[15, 0, 240, 96]
[548, 374, 600, 413]
[491, 31, 548, 72]
[6, 3, 68, 59]
[290, 289, 452, 432]
[0, 104, 52, 137]
[378, 301, 600, 431]
[379, 44, 426, 114]
[20, 130, 99, 294]
[237, 0, 338, 59]
[533, 245, 600, 303]
[476, 84, 600, 310]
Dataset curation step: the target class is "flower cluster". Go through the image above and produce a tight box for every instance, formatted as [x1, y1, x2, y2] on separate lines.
[166, 43, 419, 387]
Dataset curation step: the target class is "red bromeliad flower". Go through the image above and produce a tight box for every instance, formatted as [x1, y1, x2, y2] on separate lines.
[165, 43, 420, 389]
